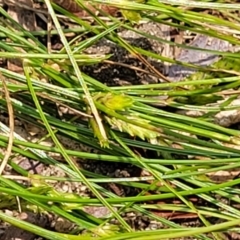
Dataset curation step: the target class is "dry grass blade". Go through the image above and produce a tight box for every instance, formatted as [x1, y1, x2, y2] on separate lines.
[0, 74, 14, 174]
[52, 0, 118, 16]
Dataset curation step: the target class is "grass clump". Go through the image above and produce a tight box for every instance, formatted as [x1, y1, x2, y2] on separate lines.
[0, 0, 240, 239]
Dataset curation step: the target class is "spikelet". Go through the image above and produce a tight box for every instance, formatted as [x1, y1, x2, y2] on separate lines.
[105, 115, 160, 140]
